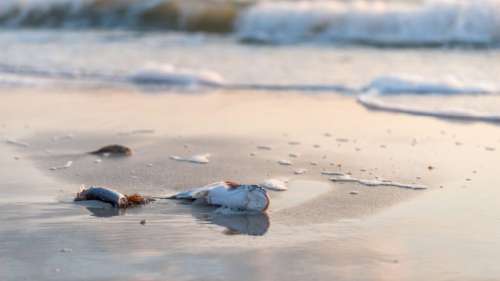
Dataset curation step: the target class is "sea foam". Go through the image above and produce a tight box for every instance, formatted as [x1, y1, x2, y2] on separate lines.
[237, 0, 500, 46]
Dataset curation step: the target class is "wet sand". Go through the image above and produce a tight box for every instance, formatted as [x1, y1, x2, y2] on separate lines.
[1, 87, 500, 281]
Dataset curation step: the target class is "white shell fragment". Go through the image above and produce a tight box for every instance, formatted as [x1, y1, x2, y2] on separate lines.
[117, 129, 155, 136]
[170, 153, 210, 164]
[5, 139, 29, 147]
[329, 173, 427, 190]
[294, 168, 307, 175]
[288, 153, 300, 158]
[321, 171, 345, 176]
[260, 179, 288, 191]
[171, 181, 269, 212]
[49, 161, 73, 171]
[277, 159, 292, 166]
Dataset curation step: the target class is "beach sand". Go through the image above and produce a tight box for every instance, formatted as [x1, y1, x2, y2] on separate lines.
[1, 87, 500, 281]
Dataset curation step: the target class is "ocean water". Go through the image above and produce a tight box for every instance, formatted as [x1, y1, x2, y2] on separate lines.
[1, 0, 500, 122]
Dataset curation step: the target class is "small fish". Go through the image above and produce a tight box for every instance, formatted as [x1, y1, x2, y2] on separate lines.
[75, 186, 153, 208]
[89, 145, 132, 157]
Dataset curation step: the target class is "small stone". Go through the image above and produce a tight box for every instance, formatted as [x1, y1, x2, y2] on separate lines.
[140, 219, 146, 225]
[257, 145, 272, 150]
[350, 191, 359, 195]
[60, 248, 72, 253]
[427, 165, 434, 170]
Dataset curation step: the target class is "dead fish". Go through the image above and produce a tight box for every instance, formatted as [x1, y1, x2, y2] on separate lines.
[88, 145, 132, 157]
[75, 186, 153, 208]
[168, 181, 269, 212]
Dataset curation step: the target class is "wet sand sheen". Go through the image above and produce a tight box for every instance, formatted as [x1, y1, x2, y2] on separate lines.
[1, 88, 500, 280]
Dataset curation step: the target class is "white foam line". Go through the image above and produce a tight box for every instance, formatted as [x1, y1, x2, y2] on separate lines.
[358, 92, 500, 122]
[329, 173, 427, 190]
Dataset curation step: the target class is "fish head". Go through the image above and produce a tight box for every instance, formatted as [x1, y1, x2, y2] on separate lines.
[243, 185, 270, 212]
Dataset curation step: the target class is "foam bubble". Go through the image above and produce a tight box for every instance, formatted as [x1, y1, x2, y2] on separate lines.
[129, 65, 224, 87]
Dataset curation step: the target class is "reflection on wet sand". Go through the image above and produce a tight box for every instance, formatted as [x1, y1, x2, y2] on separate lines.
[78, 200, 271, 236]
[190, 205, 270, 236]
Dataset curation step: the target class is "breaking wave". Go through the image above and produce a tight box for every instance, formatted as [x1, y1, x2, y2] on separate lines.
[237, 0, 500, 46]
[1, 0, 500, 47]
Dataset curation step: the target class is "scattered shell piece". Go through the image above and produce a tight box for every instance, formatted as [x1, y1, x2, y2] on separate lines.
[278, 159, 292, 166]
[94, 159, 102, 164]
[380, 145, 387, 148]
[324, 133, 332, 137]
[257, 145, 272, 150]
[117, 129, 155, 136]
[313, 144, 321, 148]
[485, 147, 496, 151]
[49, 161, 73, 171]
[310, 162, 318, 166]
[60, 248, 72, 253]
[5, 139, 29, 147]
[321, 171, 344, 176]
[170, 154, 210, 164]
[249, 152, 256, 156]
[146, 163, 153, 167]
[288, 153, 299, 158]
[294, 168, 307, 175]
[336, 138, 349, 143]
[260, 179, 288, 191]
[140, 219, 146, 225]
[13, 156, 20, 160]
[330, 173, 427, 190]
[288, 141, 301, 145]
[52, 134, 74, 142]
[350, 191, 359, 195]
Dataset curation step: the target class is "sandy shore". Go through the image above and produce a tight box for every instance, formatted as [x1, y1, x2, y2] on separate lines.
[1, 87, 500, 281]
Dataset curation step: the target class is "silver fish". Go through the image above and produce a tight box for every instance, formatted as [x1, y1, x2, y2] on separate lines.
[169, 181, 270, 212]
